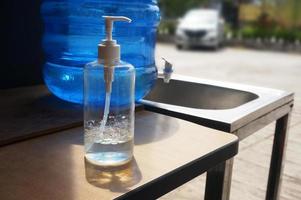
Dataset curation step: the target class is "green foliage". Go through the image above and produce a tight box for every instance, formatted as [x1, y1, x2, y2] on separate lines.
[295, 31, 301, 41]
[236, 1, 301, 42]
[158, 20, 177, 35]
[239, 26, 301, 42]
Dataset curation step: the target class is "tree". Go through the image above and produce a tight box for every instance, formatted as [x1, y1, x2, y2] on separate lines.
[158, 0, 209, 18]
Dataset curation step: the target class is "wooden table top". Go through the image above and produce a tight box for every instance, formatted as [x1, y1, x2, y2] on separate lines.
[0, 111, 238, 200]
[0, 85, 82, 146]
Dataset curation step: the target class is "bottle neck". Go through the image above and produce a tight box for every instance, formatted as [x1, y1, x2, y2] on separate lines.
[97, 58, 120, 66]
[98, 42, 120, 66]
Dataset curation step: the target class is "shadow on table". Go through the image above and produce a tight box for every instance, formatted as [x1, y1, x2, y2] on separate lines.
[84, 112, 180, 192]
[0, 86, 82, 147]
[134, 111, 179, 145]
[85, 158, 142, 192]
[34, 94, 82, 110]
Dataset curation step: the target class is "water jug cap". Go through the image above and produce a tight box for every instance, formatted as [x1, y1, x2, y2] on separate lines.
[98, 16, 132, 66]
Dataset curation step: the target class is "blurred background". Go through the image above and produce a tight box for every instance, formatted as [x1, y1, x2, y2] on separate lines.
[158, 0, 301, 50]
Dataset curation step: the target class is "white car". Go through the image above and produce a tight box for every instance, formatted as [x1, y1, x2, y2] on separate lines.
[175, 9, 224, 49]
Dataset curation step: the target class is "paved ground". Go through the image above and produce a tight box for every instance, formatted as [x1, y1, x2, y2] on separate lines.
[155, 43, 301, 200]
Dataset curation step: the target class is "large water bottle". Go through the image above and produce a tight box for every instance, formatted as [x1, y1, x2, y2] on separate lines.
[41, 0, 160, 104]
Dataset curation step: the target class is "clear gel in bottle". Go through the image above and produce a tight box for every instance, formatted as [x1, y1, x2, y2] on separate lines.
[84, 16, 135, 166]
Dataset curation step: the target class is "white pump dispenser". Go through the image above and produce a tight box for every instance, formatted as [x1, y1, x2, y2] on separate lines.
[84, 15, 135, 166]
[98, 16, 132, 93]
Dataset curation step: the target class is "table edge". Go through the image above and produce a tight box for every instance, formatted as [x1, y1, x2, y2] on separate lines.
[115, 138, 239, 200]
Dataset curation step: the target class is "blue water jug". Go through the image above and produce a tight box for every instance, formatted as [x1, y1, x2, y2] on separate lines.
[41, 0, 160, 104]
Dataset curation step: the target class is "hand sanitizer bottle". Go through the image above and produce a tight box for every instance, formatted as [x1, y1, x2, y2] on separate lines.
[84, 16, 135, 166]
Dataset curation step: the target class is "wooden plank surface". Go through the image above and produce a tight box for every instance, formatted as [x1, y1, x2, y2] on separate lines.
[0, 85, 82, 146]
[0, 111, 238, 200]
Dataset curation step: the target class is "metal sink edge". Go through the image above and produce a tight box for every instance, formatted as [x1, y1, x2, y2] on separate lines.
[140, 74, 294, 133]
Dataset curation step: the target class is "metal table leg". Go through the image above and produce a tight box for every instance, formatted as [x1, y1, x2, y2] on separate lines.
[266, 113, 290, 200]
[205, 159, 234, 200]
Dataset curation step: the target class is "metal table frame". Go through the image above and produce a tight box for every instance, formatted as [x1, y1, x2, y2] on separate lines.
[144, 100, 293, 200]
[142, 75, 294, 200]
[219, 105, 292, 200]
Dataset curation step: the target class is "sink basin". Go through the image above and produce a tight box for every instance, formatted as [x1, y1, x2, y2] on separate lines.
[144, 79, 259, 110]
[140, 75, 294, 135]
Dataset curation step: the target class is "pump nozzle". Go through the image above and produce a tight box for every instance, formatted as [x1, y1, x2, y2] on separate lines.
[103, 16, 132, 41]
[99, 16, 132, 93]
[98, 16, 132, 66]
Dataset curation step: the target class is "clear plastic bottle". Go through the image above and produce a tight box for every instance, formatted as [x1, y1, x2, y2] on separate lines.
[84, 16, 135, 166]
[84, 60, 135, 166]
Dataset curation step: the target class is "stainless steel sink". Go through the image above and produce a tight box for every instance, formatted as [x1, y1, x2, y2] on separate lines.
[144, 78, 258, 110]
[141, 75, 293, 136]
[140, 74, 294, 200]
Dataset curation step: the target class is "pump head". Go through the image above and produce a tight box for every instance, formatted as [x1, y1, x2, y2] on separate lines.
[98, 16, 132, 66]
[99, 16, 132, 93]
[104, 16, 132, 41]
